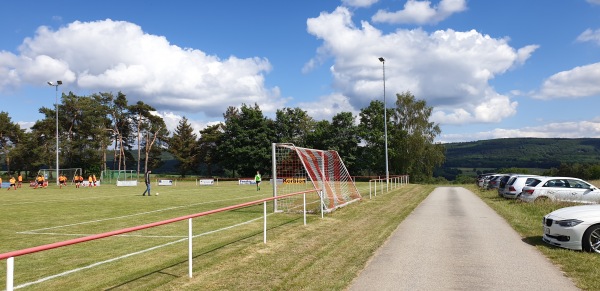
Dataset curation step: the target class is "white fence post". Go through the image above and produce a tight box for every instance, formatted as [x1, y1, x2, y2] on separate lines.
[263, 201, 267, 243]
[303, 193, 307, 226]
[188, 218, 193, 278]
[7, 256, 14, 291]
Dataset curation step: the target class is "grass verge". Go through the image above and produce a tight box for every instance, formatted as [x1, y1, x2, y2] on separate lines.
[158, 183, 433, 290]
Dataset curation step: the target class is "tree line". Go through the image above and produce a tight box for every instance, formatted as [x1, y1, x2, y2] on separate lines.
[0, 91, 445, 182]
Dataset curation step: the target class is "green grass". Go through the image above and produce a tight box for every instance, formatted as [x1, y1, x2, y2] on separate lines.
[0, 181, 432, 290]
[466, 184, 600, 291]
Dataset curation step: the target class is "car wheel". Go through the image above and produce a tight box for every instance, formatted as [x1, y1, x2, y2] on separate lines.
[583, 225, 600, 253]
[534, 196, 549, 203]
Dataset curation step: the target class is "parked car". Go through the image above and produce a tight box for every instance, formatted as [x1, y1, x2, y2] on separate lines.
[477, 173, 496, 187]
[486, 175, 504, 190]
[498, 174, 515, 193]
[542, 204, 600, 253]
[519, 177, 600, 204]
[496, 174, 515, 196]
[501, 175, 540, 199]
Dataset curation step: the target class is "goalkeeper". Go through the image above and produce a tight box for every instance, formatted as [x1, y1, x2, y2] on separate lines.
[255, 171, 261, 191]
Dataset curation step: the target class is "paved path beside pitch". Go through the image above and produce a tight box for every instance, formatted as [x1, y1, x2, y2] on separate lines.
[348, 187, 580, 291]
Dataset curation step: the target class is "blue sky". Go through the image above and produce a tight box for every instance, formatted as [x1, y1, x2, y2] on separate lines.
[1, 0, 600, 143]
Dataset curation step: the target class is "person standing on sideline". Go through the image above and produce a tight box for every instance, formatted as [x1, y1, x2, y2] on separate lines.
[255, 171, 261, 191]
[17, 174, 22, 188]
[7, 176, 16, 191]
[142, 170, 152, 196]
[0, 177, 2, 189]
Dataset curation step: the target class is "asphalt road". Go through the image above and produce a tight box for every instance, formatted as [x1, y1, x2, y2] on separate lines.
[348, 187, 580, 291]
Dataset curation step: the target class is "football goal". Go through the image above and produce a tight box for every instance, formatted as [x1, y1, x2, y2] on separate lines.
[37, 168, 82, 185]
[272, 143, 361, 214]
[115, 170, 137, 186]
[101, 169, 138, 186]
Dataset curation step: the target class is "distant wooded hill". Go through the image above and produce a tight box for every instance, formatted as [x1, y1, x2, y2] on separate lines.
[443, 138, 600, 169]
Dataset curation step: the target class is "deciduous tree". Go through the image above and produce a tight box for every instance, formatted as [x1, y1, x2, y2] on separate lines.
[219, 104, 274, 177]
[389, 91, 445, 181]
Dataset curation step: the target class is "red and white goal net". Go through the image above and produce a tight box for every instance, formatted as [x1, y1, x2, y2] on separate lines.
[272, 143, 361, 214]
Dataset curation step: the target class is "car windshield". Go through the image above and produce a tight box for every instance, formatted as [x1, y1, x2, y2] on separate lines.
[527, 178, 542, 187]
[524, 177, 538, 185]
[507, 177, 517, 186]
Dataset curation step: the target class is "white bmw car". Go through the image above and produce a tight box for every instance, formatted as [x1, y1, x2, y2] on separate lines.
[542, 205, 600, 253]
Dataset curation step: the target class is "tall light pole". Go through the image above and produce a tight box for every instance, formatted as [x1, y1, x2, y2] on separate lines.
[378, 57, 389, 190]
[48, 80, 62, 186]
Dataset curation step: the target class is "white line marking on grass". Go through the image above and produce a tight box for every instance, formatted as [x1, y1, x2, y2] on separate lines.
[13, 215, 265, 290]
[19, 194, 266, 233]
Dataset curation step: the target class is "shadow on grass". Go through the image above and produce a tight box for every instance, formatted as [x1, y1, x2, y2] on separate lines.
[104, 216, 303, 290]
[521, 235, 545, 247]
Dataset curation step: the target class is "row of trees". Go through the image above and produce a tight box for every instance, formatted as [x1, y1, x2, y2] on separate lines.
[1, 91, 445, 182]
[0, 92, 167, 178]
[169, 92, 445, 181]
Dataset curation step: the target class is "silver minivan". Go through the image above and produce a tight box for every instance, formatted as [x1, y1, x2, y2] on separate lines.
[501, 175, 540, 199]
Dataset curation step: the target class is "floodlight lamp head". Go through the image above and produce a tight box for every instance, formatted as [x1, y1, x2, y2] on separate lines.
[378, 57, 385, 63]
[47, 81, 53, 86]
[57, 80, 62, 85]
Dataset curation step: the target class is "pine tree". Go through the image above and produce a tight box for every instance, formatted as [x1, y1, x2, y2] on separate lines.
[168, 117, 198, 177]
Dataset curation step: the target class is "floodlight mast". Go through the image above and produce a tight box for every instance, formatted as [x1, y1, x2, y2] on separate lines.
[48, 80, 62, 185]
[378, 57, 389, 191]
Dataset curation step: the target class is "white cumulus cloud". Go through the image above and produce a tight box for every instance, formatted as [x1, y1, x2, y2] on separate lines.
[153, 111, 221, 135]
[306, 7, 536, 125]
[534, 62, 600, 100]
[0, 19, 285, 118]
[372, 0, 467, 25]
[297, 92, 359, 122]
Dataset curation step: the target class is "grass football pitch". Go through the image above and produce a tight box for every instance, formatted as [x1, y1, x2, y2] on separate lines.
[0, 180, 427, 290]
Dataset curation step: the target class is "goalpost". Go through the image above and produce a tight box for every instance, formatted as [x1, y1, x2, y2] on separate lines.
[37, 168, 82, 185]
[272, 143, 361, 214]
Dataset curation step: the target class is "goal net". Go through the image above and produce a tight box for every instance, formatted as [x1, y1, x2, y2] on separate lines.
[272, 143, 361, 214]
[38, 168, 82, 185]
